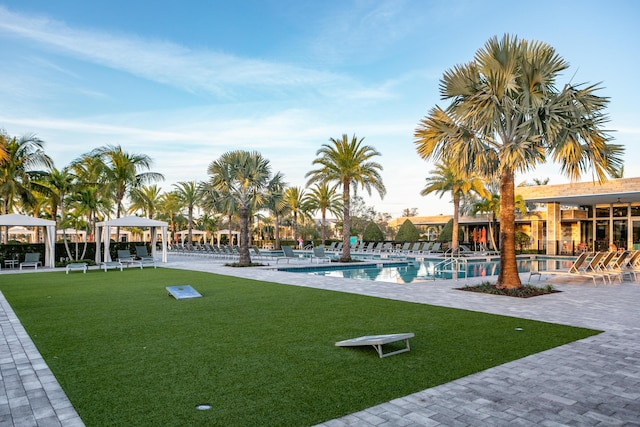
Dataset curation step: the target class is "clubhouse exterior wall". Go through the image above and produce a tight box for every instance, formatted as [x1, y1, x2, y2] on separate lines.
[390, 177, 640, 255]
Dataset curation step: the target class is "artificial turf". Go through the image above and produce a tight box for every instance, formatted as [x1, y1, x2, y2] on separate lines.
[0, 268, 600, 426]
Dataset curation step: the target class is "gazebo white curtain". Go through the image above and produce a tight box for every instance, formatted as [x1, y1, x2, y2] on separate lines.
[0, 214, 56, 267]
[95, 216, 168, 264]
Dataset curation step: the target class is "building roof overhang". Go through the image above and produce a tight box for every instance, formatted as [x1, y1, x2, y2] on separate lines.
[515, 177, 640, 206]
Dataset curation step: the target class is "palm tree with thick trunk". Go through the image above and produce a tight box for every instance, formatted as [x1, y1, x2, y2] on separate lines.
[207, 150, 271, 265]
[421, 160, 486, 250]
[414, 34, 624, 288]
[306, 134, 386, 262]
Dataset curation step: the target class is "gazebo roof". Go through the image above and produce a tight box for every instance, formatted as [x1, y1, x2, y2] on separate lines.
[0, 213, 56, 227]
[96, 216, 167, 227]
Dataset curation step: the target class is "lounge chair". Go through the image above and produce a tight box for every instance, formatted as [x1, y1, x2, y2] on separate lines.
[429, 242, 442, 253]
[621, 250, 640, 280]
[599, 251, 631, 283]
[529, 252, 606, 285]
[312, 247, 332, 263]
[251, 245, 274, 261]
[20, 253, 41, 270]
[101, 261, 123, 272]
[65, 262, 87, 274]
[276, 245, 304, 263]
[135, 245, 157, 268]
[117, 250, 142, 269]
[396, 242, 411, 255]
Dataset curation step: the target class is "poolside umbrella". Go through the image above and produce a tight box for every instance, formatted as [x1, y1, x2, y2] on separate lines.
[480, 227, 487, 244]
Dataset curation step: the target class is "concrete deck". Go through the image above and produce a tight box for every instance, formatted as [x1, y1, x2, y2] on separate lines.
[1, 255, 640, 426]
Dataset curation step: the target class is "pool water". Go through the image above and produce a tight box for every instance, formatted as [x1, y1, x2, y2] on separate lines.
[279, 257, 574, 284]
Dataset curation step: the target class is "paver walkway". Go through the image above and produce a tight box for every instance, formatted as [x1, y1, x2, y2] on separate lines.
[1, 255, 639, 426]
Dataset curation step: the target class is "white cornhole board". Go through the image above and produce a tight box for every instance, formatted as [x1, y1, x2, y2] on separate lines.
[335, 333, 414, 358]
[166, 285, 202, 300]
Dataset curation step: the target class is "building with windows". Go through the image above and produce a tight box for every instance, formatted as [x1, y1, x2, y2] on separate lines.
[389, 177, 640, 255]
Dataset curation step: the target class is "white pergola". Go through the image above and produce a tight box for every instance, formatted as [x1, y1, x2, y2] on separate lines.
[176, 229, 209, 243]
[214, 229, 240, 246]
[95, 216, 168, 264]
[0, 214, 56, 267]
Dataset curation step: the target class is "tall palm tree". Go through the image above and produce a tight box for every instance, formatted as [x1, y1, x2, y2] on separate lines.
[306, 134, 386, 262]
[264, 172, 287, 249]
[414, 34, 624, 288]
[207, 150, 271, 264]
[70, 153, 113, 242]
[305, 183, 342, 245]
[92, 145, 162, 214]
[282, 186, 310, 244]
[157, 191, 184, 244]
[173, 181, 202, 244]
[91, 145, 164, 240]
[0, 132, 53, 242]
[0, 132, 53, 215]
[421, 161, 486, 250]
[128, 184, 163, 219]
[34, 167, 77, 258]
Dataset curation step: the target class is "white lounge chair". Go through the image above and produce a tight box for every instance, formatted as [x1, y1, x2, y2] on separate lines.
[101, 261, 123, 272]
[65, 262, 88, 274]
[529, 252, 606, 285]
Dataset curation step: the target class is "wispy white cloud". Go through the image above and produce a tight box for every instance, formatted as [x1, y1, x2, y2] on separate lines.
[0, 6, 356, 99]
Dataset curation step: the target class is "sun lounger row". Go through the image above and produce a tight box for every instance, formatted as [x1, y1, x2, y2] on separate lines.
[530, 250, 640, 285]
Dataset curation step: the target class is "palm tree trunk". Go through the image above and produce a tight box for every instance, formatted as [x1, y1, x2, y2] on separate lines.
[239, 205, 251, 264]
[274, 215, 281, 249]
[452, 194, 460, 250]
[321, 207, 327, 245]
[496, 168, 522, 289]
[341, 180, 351, 261]
[188, 206, 193, 244]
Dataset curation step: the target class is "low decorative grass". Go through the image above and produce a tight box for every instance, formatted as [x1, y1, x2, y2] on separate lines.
[1, 269, 598, 426]
[459, 281, 560, 298]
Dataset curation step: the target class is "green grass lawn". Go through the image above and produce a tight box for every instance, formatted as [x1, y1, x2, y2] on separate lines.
[0, 268, 600, 426]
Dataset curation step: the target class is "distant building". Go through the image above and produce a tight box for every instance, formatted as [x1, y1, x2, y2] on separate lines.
[389, 177, 640, 255]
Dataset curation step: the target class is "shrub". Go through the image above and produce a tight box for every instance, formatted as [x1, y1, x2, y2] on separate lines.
[395, 219, 420, 242]
[362, 222, 384, 242]
[437, 219, 453, 242]
[515, 231, 530, 251]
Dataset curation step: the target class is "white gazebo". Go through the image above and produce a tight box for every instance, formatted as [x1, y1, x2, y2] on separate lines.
[0, 214, 57, 267]
[8, 226, 37, 243]
[56, 228, 87, 242]
[214, 229, 240, 246]
[95, 216, 168, 264]
[176, 229, 209, 244]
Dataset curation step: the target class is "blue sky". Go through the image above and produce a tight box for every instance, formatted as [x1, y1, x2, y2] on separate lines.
[1, 0, 638, 218]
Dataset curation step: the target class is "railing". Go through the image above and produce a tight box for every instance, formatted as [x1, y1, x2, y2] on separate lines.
[427, 257, 468, 280]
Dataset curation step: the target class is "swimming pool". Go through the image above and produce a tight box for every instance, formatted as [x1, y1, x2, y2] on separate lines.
[276, 257, 575, 284]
